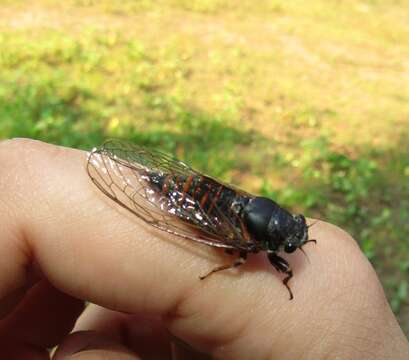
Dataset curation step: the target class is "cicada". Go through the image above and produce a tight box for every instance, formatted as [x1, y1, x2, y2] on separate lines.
[87, 140, 316, 299]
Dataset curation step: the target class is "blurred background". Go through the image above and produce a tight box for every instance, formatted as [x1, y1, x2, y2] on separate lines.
[0, 0, 408, 336]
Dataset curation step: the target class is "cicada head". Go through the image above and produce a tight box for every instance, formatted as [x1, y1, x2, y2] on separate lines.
[281, 214, 308, 254]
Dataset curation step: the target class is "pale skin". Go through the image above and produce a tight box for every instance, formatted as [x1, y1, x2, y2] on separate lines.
[0, 139, 407, 359]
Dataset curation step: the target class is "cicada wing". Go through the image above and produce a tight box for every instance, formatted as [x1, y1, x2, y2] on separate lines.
[99, 139, 252, 197]
[87, 141, 255, 251]
[95, 139, 197, 178]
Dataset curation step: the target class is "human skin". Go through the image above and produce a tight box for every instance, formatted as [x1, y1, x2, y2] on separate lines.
[0, 138, 407, 359]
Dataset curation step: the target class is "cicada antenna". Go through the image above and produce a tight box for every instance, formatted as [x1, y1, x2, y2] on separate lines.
[307, 219, 320, 228]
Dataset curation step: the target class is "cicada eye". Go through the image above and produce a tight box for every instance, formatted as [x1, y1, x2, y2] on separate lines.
[284, 244, 297, 253]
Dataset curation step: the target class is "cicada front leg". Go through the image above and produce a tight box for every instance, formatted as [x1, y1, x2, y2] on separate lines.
[199, 251, 247, 280]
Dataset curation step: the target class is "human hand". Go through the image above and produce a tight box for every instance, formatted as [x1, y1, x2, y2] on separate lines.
[0, 139, 407, 359]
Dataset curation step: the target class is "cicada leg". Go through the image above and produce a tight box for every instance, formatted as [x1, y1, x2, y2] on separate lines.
[200, 252, 247, 280]
[268, 252, 294, 300]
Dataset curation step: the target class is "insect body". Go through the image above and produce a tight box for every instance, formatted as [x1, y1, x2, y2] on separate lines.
[87, 140, 316, 299]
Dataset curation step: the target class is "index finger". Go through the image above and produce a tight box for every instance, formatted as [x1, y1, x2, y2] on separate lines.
[0, 139, 406, 359]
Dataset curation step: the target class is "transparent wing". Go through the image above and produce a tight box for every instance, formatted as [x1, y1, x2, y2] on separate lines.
[86, 140, 257, 252]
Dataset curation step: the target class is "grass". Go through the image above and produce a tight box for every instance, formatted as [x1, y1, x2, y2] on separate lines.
[0, 0, 408, 336]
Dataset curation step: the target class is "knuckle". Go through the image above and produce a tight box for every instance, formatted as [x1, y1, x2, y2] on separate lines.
[0, 137, 43, 151]
[0, 137, 56, 156]
[0, 138, 63, 195]
[0, 137, 62, 166]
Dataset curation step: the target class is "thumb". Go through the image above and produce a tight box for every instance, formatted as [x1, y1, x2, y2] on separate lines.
[53, 331, 140, 360]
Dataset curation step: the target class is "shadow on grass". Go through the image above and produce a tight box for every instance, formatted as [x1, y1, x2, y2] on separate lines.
[0, 79, 263, 177]
[0, 78, 104, 147]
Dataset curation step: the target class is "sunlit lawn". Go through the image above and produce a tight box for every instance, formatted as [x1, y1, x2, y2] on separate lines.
[0, 0, 408, 335]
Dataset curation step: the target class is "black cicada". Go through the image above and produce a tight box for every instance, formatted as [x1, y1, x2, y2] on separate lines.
[87, 140, 316, 299]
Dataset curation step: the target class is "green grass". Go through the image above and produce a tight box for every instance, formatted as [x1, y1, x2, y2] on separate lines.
[0, 0, 408, 336]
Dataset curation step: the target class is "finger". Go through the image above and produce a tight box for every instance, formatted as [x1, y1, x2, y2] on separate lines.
[0, 139, 407, 359]
[0, 280, 84, 348]
[73, 304, 172, 358]
[53, 331, 140, 360]
[70, 303, 209, 359]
